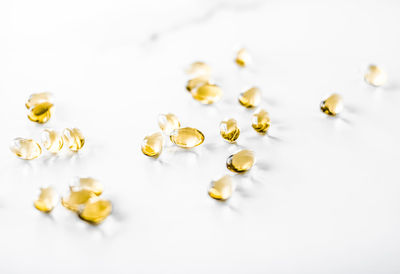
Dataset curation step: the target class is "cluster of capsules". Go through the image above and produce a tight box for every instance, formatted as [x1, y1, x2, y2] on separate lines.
[34, 177, 112, 224]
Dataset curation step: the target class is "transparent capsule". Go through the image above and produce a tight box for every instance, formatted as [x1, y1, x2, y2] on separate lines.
[27, 102, 54, 123]
[364, 65, 387, 87]
[41, 129, 63, 153]
[191, 83, 222, 104]
[141, 132, 163, 157]
[186, 76, 209, 92]
[320, 93, 343, 116]
[61, 187, 96, 212]
[252, 109, 270, 134]
[238, 87, 261, 108]
[25, 92, 53, 109]
[79, 198, 112, 224]
[10, 137, 42, 160]
[158, 113, 180, 134]
[186, 62, 211, 78]
[226, 149, 255, 173]
[34, 187, 57, 213]
[170, 127, 204, 148]
[235, 48, 251, 67]
[63, 128, 85, 152]
[78, 177, 103, 196]
[220, 118, 240, 143]
[208, 175, 233, 201]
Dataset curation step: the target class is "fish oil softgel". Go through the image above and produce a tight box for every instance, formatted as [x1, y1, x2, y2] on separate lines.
[208, 175, 233, 201]
[320, 93, 343, 116]
[364, 65, 387, 87]
[226, 149, 255, 173]
[27, 102, 54, 123]
[191, 83, 223, 104]
[252, 109, 270, 134]
[235, 48, 251, 67]
[10, 137, 42, 160]
[79, 198, 112, 224]
[34, 187, 57, 212]
[61, 187, 96, 212]
[239, 87, 261, 108]
[63, 128, 85, 152]
[41, 129, 63, 153]
[25, 92, 53, 109]
[186, 76, 209, 92]
[158, 113, 180, 134]
[220, 118, 240, 143]
[186, 62, 211, 78]
[141, 132, 163, 157]
[77, 177, 103, 196]
[170, 127, 205, 148]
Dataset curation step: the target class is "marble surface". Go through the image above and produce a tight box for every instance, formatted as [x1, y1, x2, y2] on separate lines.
[1, 0, 400, 273]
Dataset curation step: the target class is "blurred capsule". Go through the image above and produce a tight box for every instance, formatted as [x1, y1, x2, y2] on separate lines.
[220, 118, 240, 143]
[34, 187, 57, 213]
[252, 109, 270, 134]
[27, 102, 54, 123]
[364, 65, 387, 87]
[239, 87, 261, 108]
[63, 128, 85, 152]
[191, 83, 222, 104]
[158, 113, 180, 134]
[41, 129, 63, 153]
[79, 197, 112, 224]
[141, 132, 163, 157]
[25, 92, 53, 109]
[170, 127, 204, 148]
[320, 93, 343, 116]
[226, 149, 255, 173]
[208, 175, 233, 200]
[10, 138, 42, 160]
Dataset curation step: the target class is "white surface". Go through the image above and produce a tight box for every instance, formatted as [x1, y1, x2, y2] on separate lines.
[1, 0, 400, 273]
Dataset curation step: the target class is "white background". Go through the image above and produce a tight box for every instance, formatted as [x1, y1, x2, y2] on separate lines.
[1, 0, 400, 273]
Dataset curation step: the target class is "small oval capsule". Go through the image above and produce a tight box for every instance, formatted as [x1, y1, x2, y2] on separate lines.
[191, 83, 222, 104]
[10, 138, 42, 160]
[63, 128, 85, 152]
[41, 129, 63, 153]
[186, 62, 211, 78]
[320, 93, 343, 116]
[226, 149, 255, 173]
[170, 127, 205, 148]
[27, 102, 54, 123]
[220, 118, 240, 143]
[158, 113, 180, 134]
[235, 48, 251, 67]
[141, 132, 163, 157]
[208, 175, 233, 201]
[25, 92, 53, 109]
[186, 76, 209, 92]
[252, 109, 270, 134]
[238, 87, 261, 108]
[61, 187, 96, 212]
[79, 198, 112, 224]
[34, 187, 57, 213]
[364, 65, 387, 87]
[78, 177, 103, 196]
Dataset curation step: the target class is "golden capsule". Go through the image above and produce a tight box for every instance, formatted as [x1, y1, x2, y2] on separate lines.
[191, 83, 222, 104]
[10, 137, 42, 160]
[320, 93, 343, 116]
[220, 118, 240, 143]
[170, 127, 204, 148]
[27, 102, 54, 123]
[252, 109, 270, 134]
[41, 129, 63, 153]
[25, 92, 53, 109]
[61, 187, 96, 212]
[235, 48, 251, 67]
[79, 198, 112, 224]
[238, 87, 261, 108]
[78, 177, 103, 196]
[186, 76, 209, 92]
[226, 149, 255, 173]
[141, 132, 163, 157]
[186, 61, 211, 78]
[34, 187, 57, 213]
[364, 65, 387, 87]
[158, 113, 180, 134]
[63, 128, 85, 152]
[208, 175, 233, 201]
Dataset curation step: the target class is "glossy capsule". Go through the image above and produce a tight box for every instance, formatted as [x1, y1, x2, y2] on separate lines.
[208, 175, 233, 201]
[235, 48, 251, 67]
[61, 187, 96, 212]
[220, 118, 240, 143]
[141, 132, 163, 157]
[238, 87, 261, 108]
[364, 65, 387, 87]
[41, 129, 63, 153]
[78, 177, 103, 196]
[10, 138, 42, 160]
[25, 92, 53, 109]
[27, 102, 54, 123]
[158, 113, 180, 134]
[34, 187, 57, 213]
[63, 128, 85, 152]
[191, 83, 222, 104]
[320, 94, 343, 116]
[186, 76, 209, 92]
[186, 62, 211, 78]
[79, 198, 112, 224]
[252, 109, 270, 134]
[226, 149, 255, 173]
[170, 127, 204, 148]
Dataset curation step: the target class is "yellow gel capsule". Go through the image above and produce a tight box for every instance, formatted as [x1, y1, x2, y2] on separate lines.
[191, 83, 222, 104]
[226, 149, 255, 173]
[235, 48, 251, 67]
[10, 138, 42, 160]
[41, 129, 63, 153]
[252, 109, 270, 134]
[220, 118, 240, 143]
[34, 187, 57, 213]
[208, 175, 233, 201]
[141, 132, 163, 157]
[170, 127, 205, 148]
[158, 113, 180, 134]
[186, 76, 209, 92]
[27, 102, 54, 123]
[364, 65, 387, 87]
[25, 92, 53, 109]
[320, 93, 343, 116]
[79, 198, 112, 224]
[238, 87, 261, 108]
[186, 61, 211, 77]
[63, 128, 85, 152]
[78, 177, 103, 196]
[61, 187, 96, 212]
